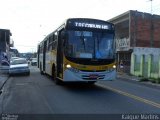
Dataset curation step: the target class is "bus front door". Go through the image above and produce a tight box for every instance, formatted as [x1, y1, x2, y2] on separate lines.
[56, 31, 64, 80]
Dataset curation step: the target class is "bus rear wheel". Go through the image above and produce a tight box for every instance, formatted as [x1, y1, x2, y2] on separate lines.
[52, 66, 56, 80]
[40, 63, 44, 75]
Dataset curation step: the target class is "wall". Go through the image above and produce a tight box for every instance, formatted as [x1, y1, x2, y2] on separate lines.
[130, 47, 160, 79]
[130, 11, 160, 48]
[108, 10, 160, 76]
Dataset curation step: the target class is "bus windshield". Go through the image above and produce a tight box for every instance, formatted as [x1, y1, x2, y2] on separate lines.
[64, 30, 114, 59]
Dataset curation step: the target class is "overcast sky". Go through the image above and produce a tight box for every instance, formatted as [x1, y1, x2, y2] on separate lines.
[0, 0, 160, 53]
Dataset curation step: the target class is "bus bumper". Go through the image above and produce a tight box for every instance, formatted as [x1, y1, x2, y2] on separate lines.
[63, 69, 116, 82]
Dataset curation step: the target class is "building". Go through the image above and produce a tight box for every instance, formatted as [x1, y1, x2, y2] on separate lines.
[10, 47, 19, 57]
[0, 29, 12, 63]
[108, 10, 160, 73]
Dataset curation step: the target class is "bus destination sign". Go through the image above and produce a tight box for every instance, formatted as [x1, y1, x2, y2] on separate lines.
[74, 22, 109, 30]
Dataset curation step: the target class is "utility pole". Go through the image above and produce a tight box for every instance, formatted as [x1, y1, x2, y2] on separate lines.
[149, 0, 154, 47]
[150, 0, 153, 14]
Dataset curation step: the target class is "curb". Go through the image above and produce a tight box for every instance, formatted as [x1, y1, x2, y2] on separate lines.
[0, 74, 9, 91]
[117, 75, 160, 90]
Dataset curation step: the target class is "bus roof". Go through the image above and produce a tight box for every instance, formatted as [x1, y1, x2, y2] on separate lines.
[53, 18, 114, 33]
[39, 18, 114, 44]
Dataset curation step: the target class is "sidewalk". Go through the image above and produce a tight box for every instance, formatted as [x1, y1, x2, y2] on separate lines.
[117, 72, 160, 89]
[117, 72, 140, 81]
[0, 72, 9, 90]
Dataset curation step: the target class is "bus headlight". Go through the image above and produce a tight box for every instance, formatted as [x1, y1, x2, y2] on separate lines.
[113, 65, 116, 69]
[66, 64, 71, 68]
[66, 64, 79, 73]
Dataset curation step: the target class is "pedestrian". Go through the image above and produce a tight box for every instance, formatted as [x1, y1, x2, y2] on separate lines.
[120, 60, 124, 73]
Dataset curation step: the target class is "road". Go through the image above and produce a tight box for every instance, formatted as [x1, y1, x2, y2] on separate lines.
[0, 66, 160, 119]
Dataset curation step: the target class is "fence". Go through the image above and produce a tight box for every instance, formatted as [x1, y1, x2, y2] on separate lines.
[130, 47, 160, 79]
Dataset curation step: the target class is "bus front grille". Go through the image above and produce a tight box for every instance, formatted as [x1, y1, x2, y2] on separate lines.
[82, 75, 105, 80]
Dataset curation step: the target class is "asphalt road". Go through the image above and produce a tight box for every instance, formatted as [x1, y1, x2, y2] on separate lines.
[0, 66, 160, 119]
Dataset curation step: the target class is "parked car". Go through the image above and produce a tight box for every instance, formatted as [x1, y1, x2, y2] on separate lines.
[9, 58, 30, 76]
[10, 57, 20, 62]
[31, 58, 37, 66]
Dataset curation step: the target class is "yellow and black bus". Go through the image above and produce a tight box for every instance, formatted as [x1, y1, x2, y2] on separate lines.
[37, 18, 116, 84]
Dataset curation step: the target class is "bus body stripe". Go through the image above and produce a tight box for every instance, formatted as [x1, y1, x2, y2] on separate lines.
[64, 57, 116, 71]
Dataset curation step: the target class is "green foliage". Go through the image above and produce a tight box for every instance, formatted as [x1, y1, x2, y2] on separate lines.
[140, 78, 149, 82]
[156, 78, 160, 84]
[150, 78, 156, 83]
[138, 75, 142, 77]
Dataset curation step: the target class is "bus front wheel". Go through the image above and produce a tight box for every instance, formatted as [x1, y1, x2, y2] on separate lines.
[87, 81, 96, 85]
[55, 78, 63, 85]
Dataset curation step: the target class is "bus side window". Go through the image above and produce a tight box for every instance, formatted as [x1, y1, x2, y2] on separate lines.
[53, 41, 57, 50]
[46, 38, 49, 51]
[48, 36, 53, 51]
[40, 45, 43, 53]
[52, 33, 58, 50]
[52, 34, 55, 50]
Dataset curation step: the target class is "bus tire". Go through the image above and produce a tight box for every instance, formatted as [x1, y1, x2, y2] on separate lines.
[40, 70, 43, 75]
[52, 65, 56, 80]
[87, 81, 96, 84]
[40, 63, 44, 75]
[55, 78, 62, 85]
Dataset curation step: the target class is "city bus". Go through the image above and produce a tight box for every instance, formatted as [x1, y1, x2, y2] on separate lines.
[37, 18, 116, 84]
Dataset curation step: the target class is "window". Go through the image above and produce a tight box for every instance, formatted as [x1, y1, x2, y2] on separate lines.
[65, 30, 114, 59]
[40, 44, 43, 53]
[48, 36, 53, 51]
[52, 33, 57, 50]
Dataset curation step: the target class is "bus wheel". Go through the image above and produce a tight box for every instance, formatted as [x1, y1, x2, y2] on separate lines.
[55, 78, 64, 85]
[40, 69, 44, 75]
[52, 66, 56, 80]
[40, 64, 44, 75]
[87, 81, 96, 85]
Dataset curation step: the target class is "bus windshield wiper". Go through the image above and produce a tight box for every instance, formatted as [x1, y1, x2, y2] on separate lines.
[80, 32, 86, 51]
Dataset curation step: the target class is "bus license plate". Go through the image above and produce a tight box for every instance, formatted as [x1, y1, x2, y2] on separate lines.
[89, 74, 98, 79]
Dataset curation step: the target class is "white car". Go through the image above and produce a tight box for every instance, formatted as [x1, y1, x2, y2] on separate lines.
[10, 57, 20, 62]
[31, 58, 37, 66]
[9, 58, 30, 76]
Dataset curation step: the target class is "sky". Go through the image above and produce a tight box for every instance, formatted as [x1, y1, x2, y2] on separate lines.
[0, 0, 160, 53]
